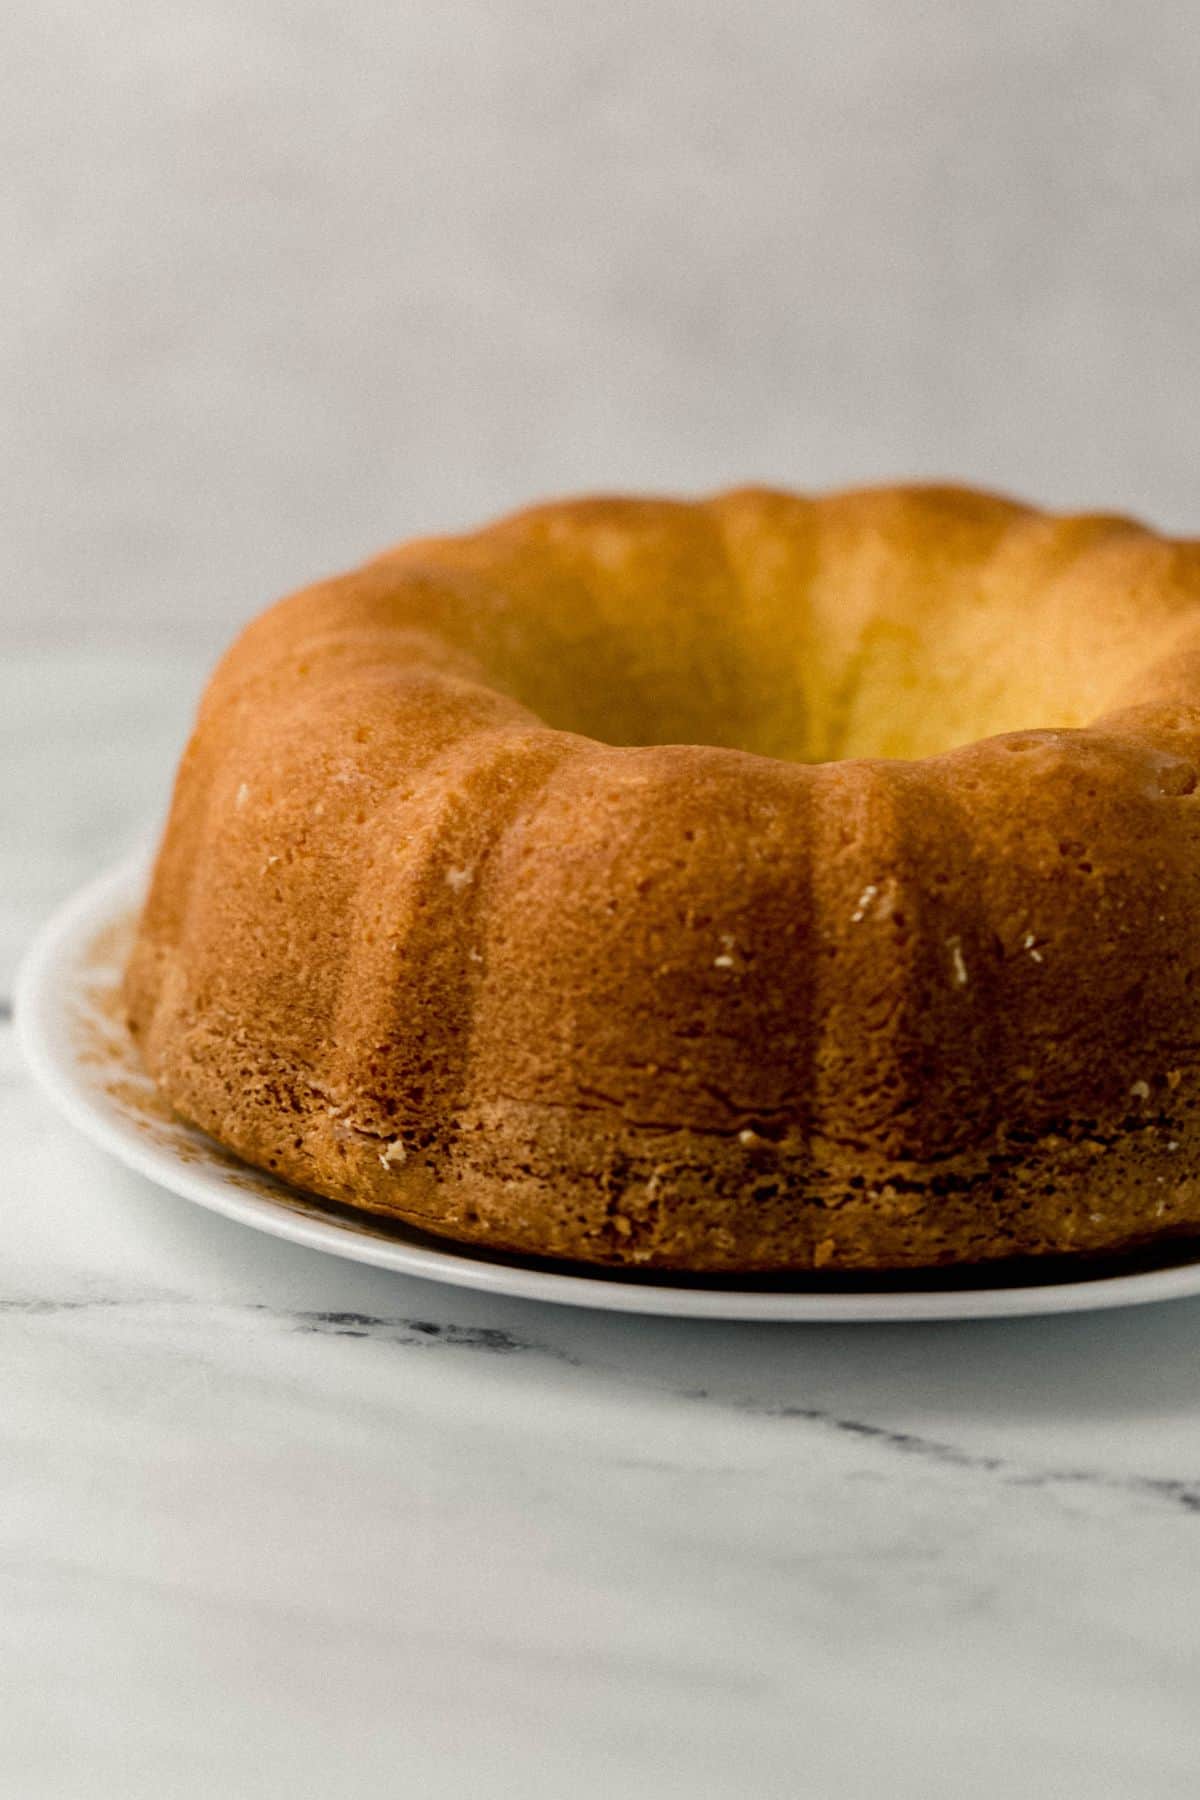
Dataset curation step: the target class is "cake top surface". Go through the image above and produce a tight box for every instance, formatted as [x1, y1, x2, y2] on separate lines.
[241, 483, 1200, 764]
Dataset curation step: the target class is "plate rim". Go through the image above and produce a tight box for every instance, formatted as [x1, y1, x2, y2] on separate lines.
[16, 854, 1200, 1323]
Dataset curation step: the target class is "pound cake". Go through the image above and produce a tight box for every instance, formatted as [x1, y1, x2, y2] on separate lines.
[125, 483, 1200, 1272]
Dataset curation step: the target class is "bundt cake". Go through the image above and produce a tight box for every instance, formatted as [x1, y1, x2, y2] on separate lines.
[125, 483, 1200, 1273]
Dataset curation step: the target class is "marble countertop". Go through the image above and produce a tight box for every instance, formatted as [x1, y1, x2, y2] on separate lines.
[7, 651, 1200, 1799]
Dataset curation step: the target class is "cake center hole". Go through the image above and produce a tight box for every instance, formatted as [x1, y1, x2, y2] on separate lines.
[513, 610, 1112, 765]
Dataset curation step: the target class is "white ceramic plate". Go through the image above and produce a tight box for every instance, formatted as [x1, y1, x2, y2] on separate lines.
[18, 855, 1200, 1321]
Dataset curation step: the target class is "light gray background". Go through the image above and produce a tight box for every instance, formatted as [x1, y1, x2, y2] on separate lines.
[7, 0, 1200, 658]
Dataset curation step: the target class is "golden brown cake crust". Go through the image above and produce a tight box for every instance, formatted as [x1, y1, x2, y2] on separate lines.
[125, 484, 1200, 1272]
